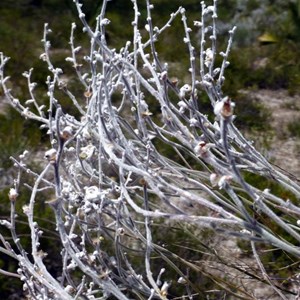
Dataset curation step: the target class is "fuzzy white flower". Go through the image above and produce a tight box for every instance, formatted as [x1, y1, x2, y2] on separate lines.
[209, 173, 218, 187]
[44, 148, 57, 163]
[214, 96, 235, 117]
[8, 188, 18, 201]
[203, 6, 215, 15]
[65, 57, 74, 63]
[100, 18, 110, 26]
[64, 285, 75, 294]
[193, 21, 202, 27]
[179, 84, 191, 98]
[25, 99, 35, 105]
[85, 186, 100, 202]
[204, 48, 214, 68]
[22, 205, 30, 215]
[61, 126, 73, 140]
[213, 100, 224, 116]
[178, 100, 188, 114]
[160, 281, 170, 297]
[218, 175, 233, 189]
[189, 118, 198, 127]
[178, 276, 187, 284]
[194, 141, 214, 158]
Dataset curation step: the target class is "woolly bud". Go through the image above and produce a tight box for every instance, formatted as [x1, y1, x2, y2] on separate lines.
[194, 141, 214, 158]
[178, 100, 188, 114]
[85, 186, 100, 202]
[177, 277, 187, 284]
[100, 18, 110, 26]
[160, 281, 170, 297]
[64, 285, 75, 294]
[214, 96, 235, 118]
[179, 84, 191, 98]
[44, 148, 57, 163]
[209, 173, 218, 187]
[8, 188, 18, 202]
[204, 48, 214, 68]
[218, 175, 233, 189]
[61, 126, 73, 141]
[193, 21, 202, 27]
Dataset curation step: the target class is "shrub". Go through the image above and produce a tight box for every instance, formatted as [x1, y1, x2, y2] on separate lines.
[0, 1, 300, 299]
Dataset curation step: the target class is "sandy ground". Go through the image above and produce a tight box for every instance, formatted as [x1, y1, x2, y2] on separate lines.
[250, 89, 300, 178]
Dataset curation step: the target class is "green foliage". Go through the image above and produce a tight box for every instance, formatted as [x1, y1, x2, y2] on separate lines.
[263, 42, 300, 94]
[244, 172, 297, 202]
[0, 9, 40, 82]
[104, 11, 134, 49]
[0, 0, 31, 9]
[0, 108, 42, 169]
[287, 117, 300, 138]
[234, 92, 272, 132]
[223, 42, 300, 95]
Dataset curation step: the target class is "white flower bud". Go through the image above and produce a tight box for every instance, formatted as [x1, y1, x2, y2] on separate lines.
[100, 18, 110, 26]
[210, 173, 218, 187]
[179, 84, 191, 98]
[39, 53, 47, 61]
[25, 99, 35, 105]
[178, 100, 187, 109]
[214, 96, 235, 117]
[160, 281, 170, 297]
[194, 141, 214, 158]
[194, 21, 202, 27]
[203, 6, 215, 15]
[218, 175, 233, 189]
[214, 100, 224, 116]
[204, 48, 214, 68]
[44, 148, 57, 163]
[61, 126, 73, 140]
[65, 57, 74, 63]
[177, 277, 187, 284]
[178, 100, 188, 113]
[85, 186, 100, 202]
[8, 188, 18, 201]
[22, 205, 30, 215]
[189, 118, 198, 126]
[64, 285, 75, 294]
